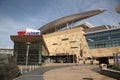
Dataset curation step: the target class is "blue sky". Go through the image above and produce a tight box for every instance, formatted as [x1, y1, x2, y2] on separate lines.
[0, 0, 120, 48]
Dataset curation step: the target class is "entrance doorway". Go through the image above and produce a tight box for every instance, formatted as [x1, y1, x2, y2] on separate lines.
[50, 54, 77, 63]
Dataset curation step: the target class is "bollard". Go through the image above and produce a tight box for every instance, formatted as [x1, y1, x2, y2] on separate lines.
[20, 66, 23, 74]
[35, 64, 36, 69]
[24, 68, 27, 73]
[29, 65, 32, 71]
[37, 64, 39, 68]
[34, 64, 35, 69]
[32, 65, 35, 70]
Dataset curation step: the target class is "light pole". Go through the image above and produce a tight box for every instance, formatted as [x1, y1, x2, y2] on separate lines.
[79, 44, 84, 64]
[66, 51, 69, 63]
[79, 44, 83, 57]
[26, 42, 31, 66]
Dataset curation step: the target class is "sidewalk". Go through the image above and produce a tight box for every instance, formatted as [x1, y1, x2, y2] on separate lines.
[43, 64, 116, 80]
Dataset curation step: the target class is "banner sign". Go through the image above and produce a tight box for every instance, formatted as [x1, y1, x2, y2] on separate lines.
[18, 28, 40, 35]
[26, 28, 40, 35]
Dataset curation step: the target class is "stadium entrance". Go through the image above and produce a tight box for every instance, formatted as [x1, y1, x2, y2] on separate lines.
[49, 53, 77, 63]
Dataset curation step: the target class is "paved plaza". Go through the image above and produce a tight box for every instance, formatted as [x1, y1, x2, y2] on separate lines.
[43, 64, 116, 80]
[15, 63, 116, 80]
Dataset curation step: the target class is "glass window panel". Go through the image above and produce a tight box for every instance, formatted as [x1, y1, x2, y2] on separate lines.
[85, 29, 120, 49]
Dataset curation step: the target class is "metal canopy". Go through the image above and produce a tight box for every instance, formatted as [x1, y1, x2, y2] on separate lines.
[39, 9, 106, 34]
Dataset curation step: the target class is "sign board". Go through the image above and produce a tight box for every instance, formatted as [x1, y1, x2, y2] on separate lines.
[17, 31, 26, 35]
[17, 28, 40, 35]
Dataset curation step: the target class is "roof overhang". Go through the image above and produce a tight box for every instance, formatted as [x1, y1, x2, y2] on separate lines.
[39, 9, 106, 34]
[10, 35, 43, 43]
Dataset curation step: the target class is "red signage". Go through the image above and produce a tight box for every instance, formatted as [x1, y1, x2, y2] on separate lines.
[17, 31, 26, 35]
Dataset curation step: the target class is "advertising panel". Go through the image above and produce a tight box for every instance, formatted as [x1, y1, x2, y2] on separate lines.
[17, 28, 40, 35]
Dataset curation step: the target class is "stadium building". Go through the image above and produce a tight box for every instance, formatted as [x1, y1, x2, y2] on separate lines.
[10, 9, 120, 65]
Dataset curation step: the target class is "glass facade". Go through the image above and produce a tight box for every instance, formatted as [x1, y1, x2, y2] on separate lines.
[85, 29, 120, 49]
[14, 42, 42, 65]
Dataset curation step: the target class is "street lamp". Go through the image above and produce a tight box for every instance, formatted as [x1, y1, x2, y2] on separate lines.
[79, 44, 84, 64]
[66, 51, 69, 63]
[79, 44, 83, 57]
[26, 42, 31, 66]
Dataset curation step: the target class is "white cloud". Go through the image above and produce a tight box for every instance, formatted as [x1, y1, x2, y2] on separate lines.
[0, 15, 28, 47]
[28, 17, 47, 23]
[0, 15, 47, 47]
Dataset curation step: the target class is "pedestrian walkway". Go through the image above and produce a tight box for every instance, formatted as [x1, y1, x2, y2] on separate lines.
[43, 64, 116, 80]
[13, 63, 74, 80]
